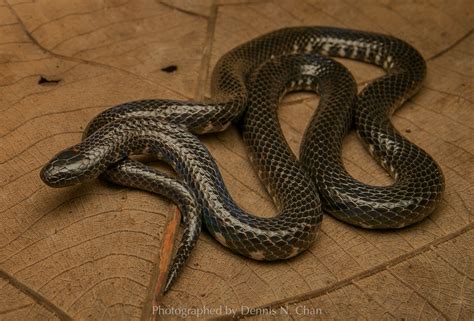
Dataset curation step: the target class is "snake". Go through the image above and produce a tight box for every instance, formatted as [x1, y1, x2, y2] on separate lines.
[40, 26, 445, 291]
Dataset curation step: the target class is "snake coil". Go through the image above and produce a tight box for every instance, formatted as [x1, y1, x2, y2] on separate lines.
[41, 27, 445, 291]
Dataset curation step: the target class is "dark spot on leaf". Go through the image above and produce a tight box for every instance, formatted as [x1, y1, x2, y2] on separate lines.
[405, 128, 411, 133]
[38, 76, 61, 86]
[161, 65, 178, 73]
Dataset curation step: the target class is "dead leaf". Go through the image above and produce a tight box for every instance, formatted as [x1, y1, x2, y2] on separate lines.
[0, 0, 472, 320]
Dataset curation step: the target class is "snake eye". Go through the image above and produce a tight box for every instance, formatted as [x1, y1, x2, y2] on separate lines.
[40, 147, 87, 187]
[56, 148, 83, 160]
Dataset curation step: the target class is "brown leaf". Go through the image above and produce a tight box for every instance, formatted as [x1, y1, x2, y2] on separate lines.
[0, 0, 472, 320]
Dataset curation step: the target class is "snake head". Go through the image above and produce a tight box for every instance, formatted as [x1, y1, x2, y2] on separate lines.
[40, 146, 89, 187]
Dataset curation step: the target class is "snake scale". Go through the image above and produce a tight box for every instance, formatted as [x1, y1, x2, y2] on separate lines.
[40, 26, 445, 291]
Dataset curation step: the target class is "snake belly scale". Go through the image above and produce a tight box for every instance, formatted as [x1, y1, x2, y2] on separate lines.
[40, 26, 445, 291]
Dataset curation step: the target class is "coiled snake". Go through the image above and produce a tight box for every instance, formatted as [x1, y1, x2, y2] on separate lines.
[40, 27, 445, 291]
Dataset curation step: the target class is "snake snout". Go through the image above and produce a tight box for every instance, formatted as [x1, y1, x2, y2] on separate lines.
[40, 147, 87, 187]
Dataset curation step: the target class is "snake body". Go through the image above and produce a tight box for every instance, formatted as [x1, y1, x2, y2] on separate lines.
[40, 27, 445, 291]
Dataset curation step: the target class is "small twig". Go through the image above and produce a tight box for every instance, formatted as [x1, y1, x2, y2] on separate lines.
[146, 206, 181, 321]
